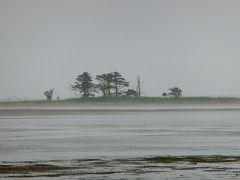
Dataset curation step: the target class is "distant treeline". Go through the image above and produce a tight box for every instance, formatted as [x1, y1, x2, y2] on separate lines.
[43, 71, 182, 100]
[71, 71, 141, 98]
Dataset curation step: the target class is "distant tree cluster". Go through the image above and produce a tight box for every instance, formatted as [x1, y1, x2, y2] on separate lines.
[42, 72, 183, 100]
[162, 87, 182, 98]
[71, 71, 142, 98]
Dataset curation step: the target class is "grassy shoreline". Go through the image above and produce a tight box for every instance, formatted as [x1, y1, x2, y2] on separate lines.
[1, 96, 240, 106]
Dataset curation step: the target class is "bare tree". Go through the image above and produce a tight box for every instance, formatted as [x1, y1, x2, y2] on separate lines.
[136, 76, 142, 97]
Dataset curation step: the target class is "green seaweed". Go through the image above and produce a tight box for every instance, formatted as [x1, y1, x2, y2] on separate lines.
[0, 164, 69, 173]
[144, 156, 240, 163]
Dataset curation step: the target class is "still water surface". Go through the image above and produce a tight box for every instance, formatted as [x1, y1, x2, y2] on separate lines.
[1, 110, 240, 162]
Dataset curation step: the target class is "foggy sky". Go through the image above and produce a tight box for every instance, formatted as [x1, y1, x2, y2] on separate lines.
[1, 0, 240, 100]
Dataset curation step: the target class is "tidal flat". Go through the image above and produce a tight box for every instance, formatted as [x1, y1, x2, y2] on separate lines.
[1, 103, 240, 179]
[1, 156, 240, 179]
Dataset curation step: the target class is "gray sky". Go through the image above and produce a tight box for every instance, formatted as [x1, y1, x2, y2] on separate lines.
[1, 0, 240, 99]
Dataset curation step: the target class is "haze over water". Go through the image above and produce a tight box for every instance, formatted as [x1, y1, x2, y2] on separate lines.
[1, 0, 240, 179]
[1, 109, 240, 162]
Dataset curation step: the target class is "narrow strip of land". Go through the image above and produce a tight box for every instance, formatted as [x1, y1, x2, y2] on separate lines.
[1, 104, 240, 116]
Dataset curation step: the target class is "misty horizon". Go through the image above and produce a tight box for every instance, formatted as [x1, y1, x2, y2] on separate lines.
[1, 0, 240, 99]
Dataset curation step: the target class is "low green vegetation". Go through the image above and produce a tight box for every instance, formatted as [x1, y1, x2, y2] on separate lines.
[63, 96, 240, 104]
[1, 156, 240, 176]
[0, 164, 67, 173]
[1, 96, 240, 105]
[145, 155, 240, 163]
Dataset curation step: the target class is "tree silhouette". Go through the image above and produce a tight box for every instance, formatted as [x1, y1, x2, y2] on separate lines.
[125, 89, 138, 97]
[71, 72, 95, 98]
[44, 88, 54, 101]
[136, 76, 142, 97]
[168, 87, 182, 98]
[112, 71, 129, 97]
[96, 73, 114, 97]
[162, 92, 167, 98]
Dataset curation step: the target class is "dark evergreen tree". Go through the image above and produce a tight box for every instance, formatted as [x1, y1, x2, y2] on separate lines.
[96, 73, 114, 97]
[71, 72, 95, 98]
[112, 71, 129, 97]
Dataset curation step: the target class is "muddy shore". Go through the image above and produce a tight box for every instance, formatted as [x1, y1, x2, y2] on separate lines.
[1, 156, 240, 179]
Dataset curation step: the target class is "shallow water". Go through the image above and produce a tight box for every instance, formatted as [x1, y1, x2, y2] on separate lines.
[1, 110, 240, 162]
